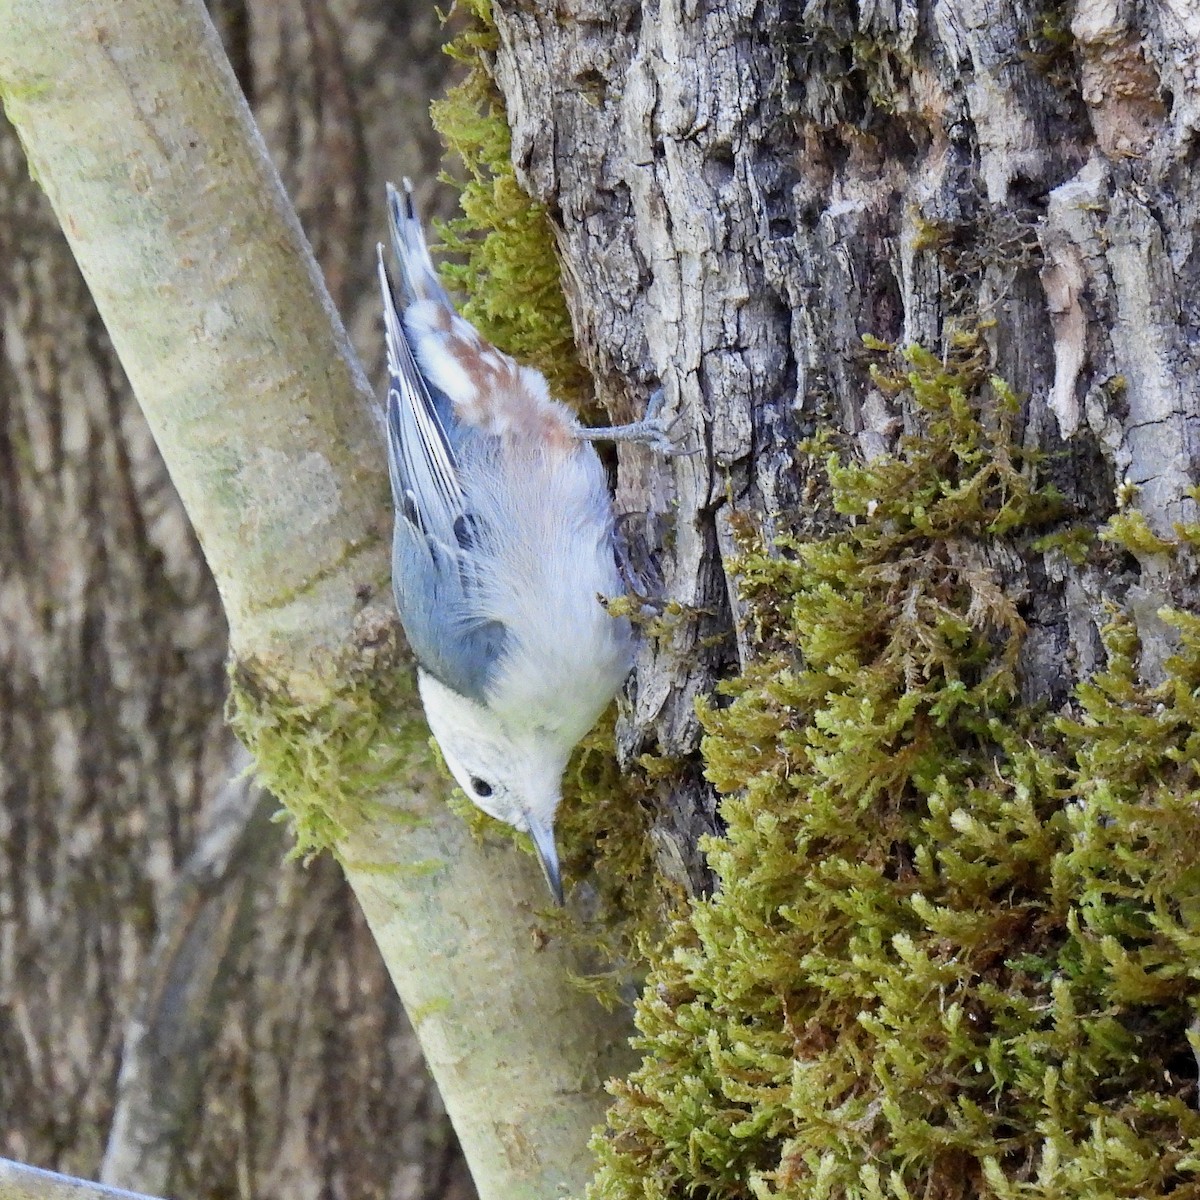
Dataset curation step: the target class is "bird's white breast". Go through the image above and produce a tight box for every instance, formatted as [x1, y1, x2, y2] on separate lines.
[462, 436, 632, 742]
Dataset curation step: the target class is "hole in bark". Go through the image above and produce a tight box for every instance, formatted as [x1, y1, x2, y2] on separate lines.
[1009, 173, 1051, 209]
[796, 200, 821, 231]
[574, 67, 608, 103]
[703, 144, 737, 187]
[869, 266, 903, 346]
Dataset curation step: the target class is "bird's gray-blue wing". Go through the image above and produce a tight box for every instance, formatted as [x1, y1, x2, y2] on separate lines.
[377, 247, 506, 703]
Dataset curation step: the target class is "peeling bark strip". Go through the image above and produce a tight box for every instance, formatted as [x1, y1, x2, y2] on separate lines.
[487, 0, 1200, 887]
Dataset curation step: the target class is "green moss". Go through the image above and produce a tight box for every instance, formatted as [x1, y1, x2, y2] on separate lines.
[430, 2, 591, 408]
[775, 7, 913, 129]
[228, 631, 431, 860]
[1024, 2, 1080, 95]
[1032, 525, 1095, 566]
[1101, 510, 1178, 559]
[556, 716, 663, 1001]
[911, 217, 955, 255]
[590, 342, 1200, 1199]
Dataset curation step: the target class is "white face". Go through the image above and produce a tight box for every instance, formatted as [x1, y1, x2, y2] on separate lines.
[439, 733, 525, 828]
[418, 671, 570, 902]
[416, 671, 568, 833]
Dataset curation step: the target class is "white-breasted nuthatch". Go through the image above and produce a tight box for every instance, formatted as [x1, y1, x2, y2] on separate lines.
[377, 181, 673, 903]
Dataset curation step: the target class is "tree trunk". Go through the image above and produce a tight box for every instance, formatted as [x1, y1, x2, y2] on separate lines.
[486, 0, 1200, 902]
[0, 4, 475, 1199]
[484, 0, 1200, 1195]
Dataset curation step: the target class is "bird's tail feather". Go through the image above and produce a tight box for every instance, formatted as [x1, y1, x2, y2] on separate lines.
[385, 179, 453, 310]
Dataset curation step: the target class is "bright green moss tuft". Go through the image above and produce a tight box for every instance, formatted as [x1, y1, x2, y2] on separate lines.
[555, 715, 663, 1002]
[228, 633, 430, 860]
[591, 342, 1200, 1199]
[1032, 525, 1095, 566]
[1101, 510, 1176, 558]
[430, 3, 591, 407]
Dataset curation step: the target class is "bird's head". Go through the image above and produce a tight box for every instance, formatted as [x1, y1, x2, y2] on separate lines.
[417, 670, 570, 903]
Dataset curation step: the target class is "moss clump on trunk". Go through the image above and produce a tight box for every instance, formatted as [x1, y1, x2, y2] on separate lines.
[430, 0, 591, 409]
[591, 341, 1200, 1199]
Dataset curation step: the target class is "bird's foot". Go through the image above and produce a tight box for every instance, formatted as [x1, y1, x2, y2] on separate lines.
[577, 388, 696, 457]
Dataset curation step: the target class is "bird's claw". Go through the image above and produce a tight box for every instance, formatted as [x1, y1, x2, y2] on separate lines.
[578, 388, 698, 457]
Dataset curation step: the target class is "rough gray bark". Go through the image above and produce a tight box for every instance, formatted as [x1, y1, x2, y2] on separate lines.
[487, 0, 1200, 890]
[0, 4, 475, 1198]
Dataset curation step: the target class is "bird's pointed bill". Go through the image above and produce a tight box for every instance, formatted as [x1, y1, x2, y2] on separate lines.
[527, 815, 564, 905]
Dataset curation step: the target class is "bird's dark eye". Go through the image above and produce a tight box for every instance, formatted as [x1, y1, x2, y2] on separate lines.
[470, 776, 494, 798]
